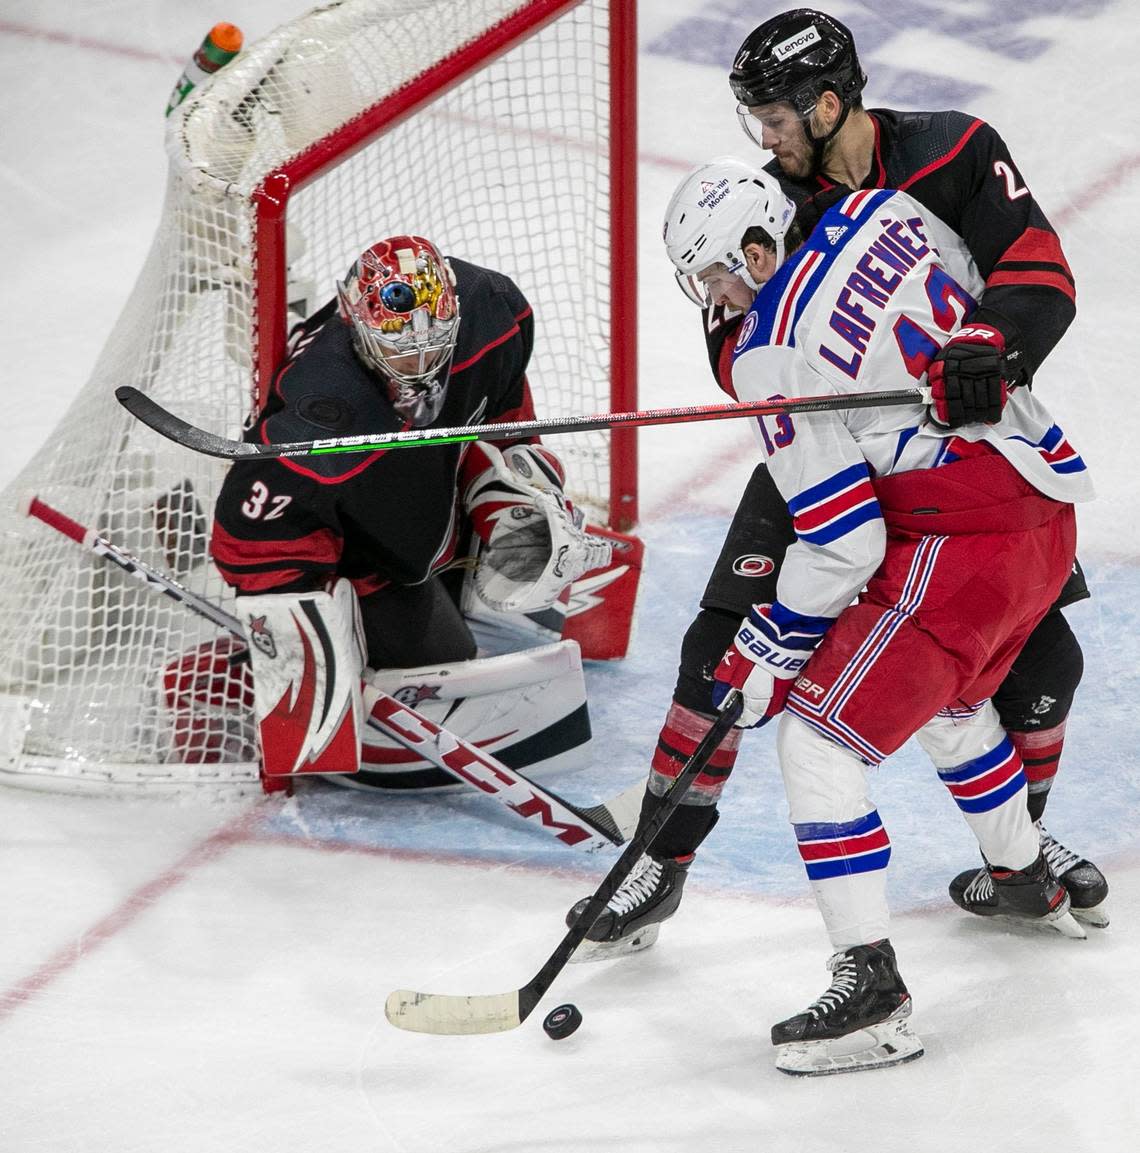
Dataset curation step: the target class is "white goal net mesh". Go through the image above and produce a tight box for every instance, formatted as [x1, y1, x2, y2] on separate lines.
[0, 0, 630, 793]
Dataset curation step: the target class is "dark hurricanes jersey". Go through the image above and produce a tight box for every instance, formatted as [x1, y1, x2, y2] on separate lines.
[212, 258, 535, 596]
[702, 108, 1076, 391]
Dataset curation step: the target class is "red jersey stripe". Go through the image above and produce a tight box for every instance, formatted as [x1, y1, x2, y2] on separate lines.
[898, 118, 985, 191]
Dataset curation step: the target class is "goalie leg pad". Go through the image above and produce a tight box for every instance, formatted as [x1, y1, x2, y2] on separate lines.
[352, 640, 591, 790]
[242, 579, 364, 779]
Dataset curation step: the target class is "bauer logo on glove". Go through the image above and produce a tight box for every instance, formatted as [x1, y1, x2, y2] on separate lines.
[712, 602, 832, 728]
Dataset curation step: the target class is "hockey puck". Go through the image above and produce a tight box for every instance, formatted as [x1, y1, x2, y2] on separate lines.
[542, 1003, 582, 1040]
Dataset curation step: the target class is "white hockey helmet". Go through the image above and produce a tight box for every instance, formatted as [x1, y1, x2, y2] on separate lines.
[662, 157, 796, 307]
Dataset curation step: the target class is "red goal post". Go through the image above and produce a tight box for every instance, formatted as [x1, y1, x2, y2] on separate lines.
[0, 0, 638, 793]
[248, 0, 639, 529]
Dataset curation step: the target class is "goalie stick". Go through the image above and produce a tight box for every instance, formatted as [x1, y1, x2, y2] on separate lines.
[115, 383, 930, 461]
[384, 692, 742, 1036]
[22, 494, 636, 849]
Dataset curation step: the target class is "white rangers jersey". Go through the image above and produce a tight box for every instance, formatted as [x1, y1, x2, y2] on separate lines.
[731, 188, 1094, 626]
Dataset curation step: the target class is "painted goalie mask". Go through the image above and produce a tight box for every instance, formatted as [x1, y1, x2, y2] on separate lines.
[337, 236, 461, 426]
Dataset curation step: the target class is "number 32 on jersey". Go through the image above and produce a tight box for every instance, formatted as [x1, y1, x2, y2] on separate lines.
[241, 480, 292, 521]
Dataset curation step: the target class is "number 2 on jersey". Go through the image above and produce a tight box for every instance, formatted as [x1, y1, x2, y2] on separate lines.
[892, 265, 976, 379]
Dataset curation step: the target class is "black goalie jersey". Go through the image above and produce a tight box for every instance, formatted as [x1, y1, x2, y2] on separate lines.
[211, 258, 536, 597]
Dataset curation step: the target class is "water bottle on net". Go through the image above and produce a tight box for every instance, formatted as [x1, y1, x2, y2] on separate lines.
[165, 22, 244, 117]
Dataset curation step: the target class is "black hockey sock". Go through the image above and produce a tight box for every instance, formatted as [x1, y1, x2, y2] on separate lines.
[635, 787, 720, 860]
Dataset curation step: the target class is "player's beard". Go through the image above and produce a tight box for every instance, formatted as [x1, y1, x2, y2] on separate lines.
[779, 118, 839, 183]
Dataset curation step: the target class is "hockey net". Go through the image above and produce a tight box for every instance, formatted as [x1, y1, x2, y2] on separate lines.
[0, 0, 637, 794]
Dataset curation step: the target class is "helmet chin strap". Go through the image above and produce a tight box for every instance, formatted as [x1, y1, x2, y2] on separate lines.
[803, 99, 852, 180]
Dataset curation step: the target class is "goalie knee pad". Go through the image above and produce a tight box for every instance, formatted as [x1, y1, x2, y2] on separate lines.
[462, 441, 612, 613]
[241, 578, 365, 780]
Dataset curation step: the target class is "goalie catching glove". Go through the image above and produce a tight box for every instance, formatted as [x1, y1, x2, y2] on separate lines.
[712, 603, 831, 728]
[461, 441, 612, 613]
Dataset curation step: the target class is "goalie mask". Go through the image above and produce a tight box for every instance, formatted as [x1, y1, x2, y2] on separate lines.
[337, 236, 460, 426]
[662, 158, 796, 308]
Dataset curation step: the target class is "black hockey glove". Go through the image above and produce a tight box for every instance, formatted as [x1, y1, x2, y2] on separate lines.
[927, 309, 1032, 428]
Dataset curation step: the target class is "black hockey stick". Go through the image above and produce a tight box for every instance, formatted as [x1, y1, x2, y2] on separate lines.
[115, 383, 929, 461]
[22, 494, 633, 849]
[384, 691, 743, 1036]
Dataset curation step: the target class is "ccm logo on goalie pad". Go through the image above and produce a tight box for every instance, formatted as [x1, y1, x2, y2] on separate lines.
[737, 626, 810, 674]
[368, 696, 597, 846]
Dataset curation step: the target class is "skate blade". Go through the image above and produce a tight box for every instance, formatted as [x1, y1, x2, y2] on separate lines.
[775, 1005, 925, 1077]
[1045, 909, 1087, 939]
[570, 923, 660, 964]
[1071, 901, 1109, 929]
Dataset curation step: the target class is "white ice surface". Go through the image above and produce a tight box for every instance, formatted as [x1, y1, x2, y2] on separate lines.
[2, 3, 1139, 1151]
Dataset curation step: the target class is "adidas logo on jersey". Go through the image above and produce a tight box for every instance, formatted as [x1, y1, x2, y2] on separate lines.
[825, 225, 848, 246]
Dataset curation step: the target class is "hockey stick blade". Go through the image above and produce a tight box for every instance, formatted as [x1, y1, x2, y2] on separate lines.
[116, 384, 929, 461]
[385, 695, 742, 1036]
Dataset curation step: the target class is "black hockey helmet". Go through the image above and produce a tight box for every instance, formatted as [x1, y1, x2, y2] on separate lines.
[729, 8, 866, 118]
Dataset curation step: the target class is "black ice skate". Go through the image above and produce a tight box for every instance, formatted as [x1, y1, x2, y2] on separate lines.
[566, 852, 690, 963]
[771, 939, 924, 1076]
[1036, 820, 1109, 926]
[949, 848, 1086, 938]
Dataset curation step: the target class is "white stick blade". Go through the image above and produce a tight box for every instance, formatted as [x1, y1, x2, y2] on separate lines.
[385, 989, 522, 1035]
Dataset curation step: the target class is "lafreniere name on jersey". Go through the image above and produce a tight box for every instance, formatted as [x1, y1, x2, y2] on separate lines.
[819, 215, 933, 381]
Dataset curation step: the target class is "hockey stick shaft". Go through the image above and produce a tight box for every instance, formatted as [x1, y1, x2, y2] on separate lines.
[23, 494, 626, 848]
[115, 384, 929, 461]
[384, 693, 743, 1036]
[23, 495, 242, 634]
[363, 690, 622, 850]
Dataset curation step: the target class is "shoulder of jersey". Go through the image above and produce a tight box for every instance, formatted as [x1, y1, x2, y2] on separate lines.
[734, 188, 899, 357]
[449, 257, 526, 308]
[886, 107, 990, 166]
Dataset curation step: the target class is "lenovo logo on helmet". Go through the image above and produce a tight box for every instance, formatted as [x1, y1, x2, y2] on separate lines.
[773, 25, 821, 62]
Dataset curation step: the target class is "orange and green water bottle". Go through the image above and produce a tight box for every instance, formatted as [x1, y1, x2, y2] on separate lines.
[165, 23, 244, 117]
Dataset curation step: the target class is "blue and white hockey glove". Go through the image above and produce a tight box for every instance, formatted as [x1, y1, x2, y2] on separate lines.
[712, 603, 829, 728]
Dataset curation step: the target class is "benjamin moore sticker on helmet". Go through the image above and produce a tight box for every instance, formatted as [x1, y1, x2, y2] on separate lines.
[697, 178, 731, 210]
[773, 25, 821, 62]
